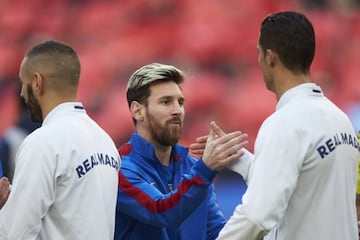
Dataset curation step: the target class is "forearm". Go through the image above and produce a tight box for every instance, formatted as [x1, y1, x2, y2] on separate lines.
[226, 148, 254, 181]
[118, 160, 216, 227]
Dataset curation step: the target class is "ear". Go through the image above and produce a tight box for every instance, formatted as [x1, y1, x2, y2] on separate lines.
[265, 49, 277, 68]
[130, 101, 145, 122]
[32, 72, 45, 96]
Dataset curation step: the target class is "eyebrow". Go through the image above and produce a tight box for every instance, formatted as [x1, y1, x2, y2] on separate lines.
[158, 95, 185, 102]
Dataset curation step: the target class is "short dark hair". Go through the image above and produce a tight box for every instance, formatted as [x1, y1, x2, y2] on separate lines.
[259, 11, 315, 74]
[25, 40, 81, 87]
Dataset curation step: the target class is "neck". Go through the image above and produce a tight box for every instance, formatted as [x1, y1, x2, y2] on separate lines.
[42, 99, 76, 119]
[273, 69, 311, 101]
[152, 142, 172, 166]
[40, 93, 77, 120]
[136, 127, 173, 166]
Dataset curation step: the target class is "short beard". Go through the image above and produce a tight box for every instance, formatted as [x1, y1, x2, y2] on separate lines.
[147, 112, 182, 146]
[26, 84, 43, 123]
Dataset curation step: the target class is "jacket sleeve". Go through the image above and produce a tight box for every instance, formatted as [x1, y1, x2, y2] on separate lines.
[226, 148, 254, 182]
[206, 184, 226, 240]
[117, 159, 216, 228]
[0, 136, 54, 239]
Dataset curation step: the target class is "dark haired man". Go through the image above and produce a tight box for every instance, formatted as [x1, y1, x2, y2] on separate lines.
[215, 11, 359, 239]
[0, 40, 120, 240]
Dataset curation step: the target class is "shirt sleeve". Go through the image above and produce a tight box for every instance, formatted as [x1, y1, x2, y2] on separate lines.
[217, 120, 304, 239]
[226, 148, 254, 181]
[0, 136, 55, 239]
[117, 158, 217, 228]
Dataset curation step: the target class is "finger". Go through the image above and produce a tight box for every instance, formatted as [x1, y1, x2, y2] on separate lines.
[195, 135, 208, 144]
[221, 138, 248, 159]
[190, 149, 204, 155]
[207, 121, 218, 142]
[0, 177, 9, 189]
[213, 131, 243, 146]
[189, 143, 206, 155]
[217, 150, 245, 168]
[213, 133, 248, 161]
[0, 178, 10, 206]
[189, 142, 206, 150]
[210, 121, 227, 137]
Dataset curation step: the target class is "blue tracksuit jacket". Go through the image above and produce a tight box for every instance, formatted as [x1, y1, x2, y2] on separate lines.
[114, 133, 226, 240]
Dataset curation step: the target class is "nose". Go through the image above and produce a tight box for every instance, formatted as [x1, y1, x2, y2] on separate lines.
[172, 101, 183, 115]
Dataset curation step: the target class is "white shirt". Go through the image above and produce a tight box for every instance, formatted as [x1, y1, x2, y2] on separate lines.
[219, 83, 359, 240]
[0, 102, 121, 240]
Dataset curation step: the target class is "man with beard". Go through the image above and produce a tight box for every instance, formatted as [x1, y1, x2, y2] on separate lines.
[115, 63, 249, 240]
[0, 40, 121, 240]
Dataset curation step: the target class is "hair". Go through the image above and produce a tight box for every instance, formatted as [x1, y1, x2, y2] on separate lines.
[126, 63, 184, 108]
[24, 40, 81, 89]
[259, 11, 315, 74]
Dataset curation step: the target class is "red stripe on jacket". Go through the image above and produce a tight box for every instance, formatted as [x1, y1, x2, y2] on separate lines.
[118, 171, 204, 213]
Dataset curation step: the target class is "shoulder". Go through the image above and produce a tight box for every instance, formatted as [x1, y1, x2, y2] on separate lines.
[118, 143, 140, 170]
[118, 143, 133, 158]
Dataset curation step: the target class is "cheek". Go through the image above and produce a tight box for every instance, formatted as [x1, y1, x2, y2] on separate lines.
[20, 85, 28, 100]
[180, 107, 185, 118]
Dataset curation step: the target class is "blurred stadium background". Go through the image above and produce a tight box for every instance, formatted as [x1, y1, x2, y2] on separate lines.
[1, 0, 359, 218]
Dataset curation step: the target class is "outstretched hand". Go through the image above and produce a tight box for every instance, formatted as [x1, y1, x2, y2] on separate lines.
[200, 121, 248, 171]
[0, 177, 10, 209]
[189, 135, 207, 156]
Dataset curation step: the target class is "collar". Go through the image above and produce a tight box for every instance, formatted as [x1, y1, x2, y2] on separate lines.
[129, 132, 189, 163]
[276, 83, 323, 111]
[42, 102, 85, 126]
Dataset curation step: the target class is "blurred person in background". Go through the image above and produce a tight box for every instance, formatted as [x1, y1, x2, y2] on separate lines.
[0, 40, 120, 240]
[214, 11, 359, 240]
[0, 158, 2, 177]
[0, 89, 40, 182]
[115, 63, 248, 240]
[191, 11, 359, 240]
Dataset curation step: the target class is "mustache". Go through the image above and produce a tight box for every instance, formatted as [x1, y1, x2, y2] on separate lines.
[166, 117, 183, 125]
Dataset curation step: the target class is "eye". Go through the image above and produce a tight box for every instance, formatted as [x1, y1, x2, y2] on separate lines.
[178, 98, 185, 106]
[161, 100, 169, 105]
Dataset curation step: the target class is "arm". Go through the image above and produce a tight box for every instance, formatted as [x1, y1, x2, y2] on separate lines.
[226, 148, 254, 182]
[217, 123, 303, 239]
[117, 158, 216, 227]
[117, 122, 247, 227]
[0, 137, 55, 239]
[190, 122, 253, 180]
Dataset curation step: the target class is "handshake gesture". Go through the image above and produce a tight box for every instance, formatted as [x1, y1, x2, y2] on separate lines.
[191, 121, 248, 171]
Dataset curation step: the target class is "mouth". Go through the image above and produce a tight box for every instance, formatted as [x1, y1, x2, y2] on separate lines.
[167, 119, 182, 126]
